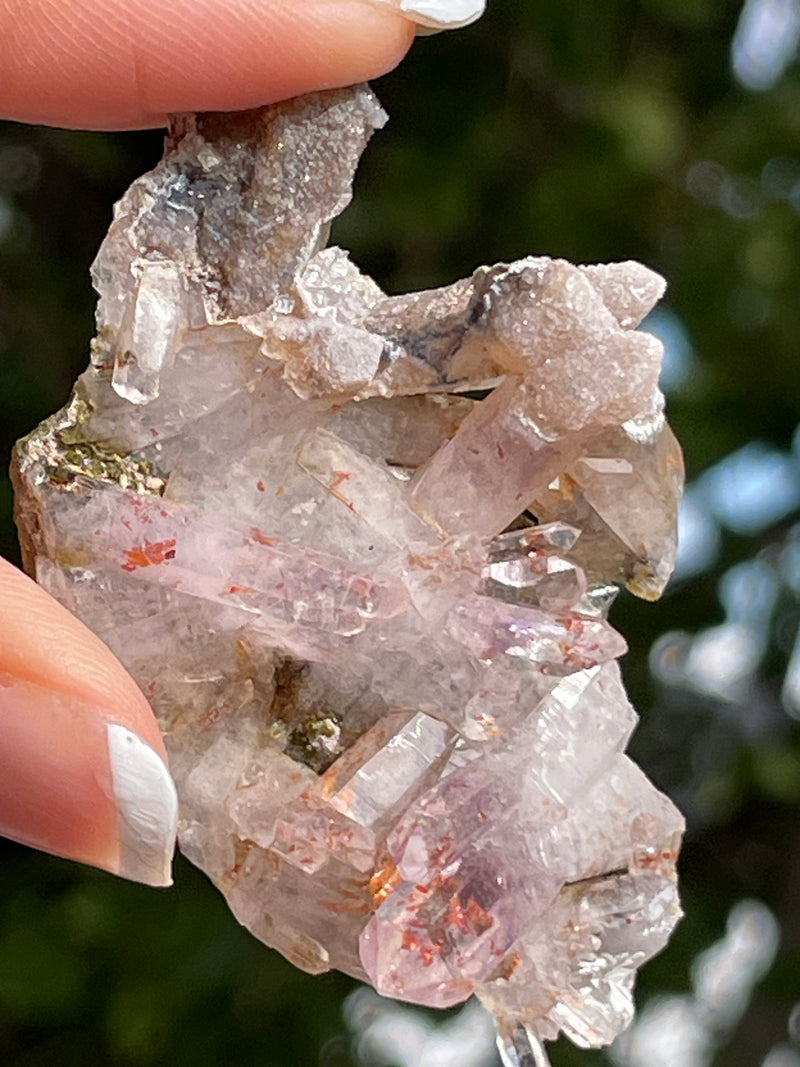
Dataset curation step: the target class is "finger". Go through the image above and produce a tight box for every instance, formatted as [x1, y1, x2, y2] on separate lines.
[0, 558, 177, 885]
[0, 0, 416, 129]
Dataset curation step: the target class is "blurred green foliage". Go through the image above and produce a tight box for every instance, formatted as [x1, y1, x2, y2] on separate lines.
[2, 1, 800, 1064]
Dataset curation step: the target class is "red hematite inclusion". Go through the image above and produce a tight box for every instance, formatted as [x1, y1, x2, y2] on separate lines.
[122, 538, 177, 571]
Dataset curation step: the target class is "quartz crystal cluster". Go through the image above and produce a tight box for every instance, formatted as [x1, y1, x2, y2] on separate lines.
[12, 85, 685, 1058]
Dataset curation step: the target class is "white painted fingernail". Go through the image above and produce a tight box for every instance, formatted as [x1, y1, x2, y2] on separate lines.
[107, 723, 178, 887]
[372, 0, 486, 32]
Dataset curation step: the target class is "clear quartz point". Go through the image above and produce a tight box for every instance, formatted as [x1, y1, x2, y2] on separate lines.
[497, 1025, 553, 1067]
[576, 580, 620, 619]
[482, 522, 586, 611]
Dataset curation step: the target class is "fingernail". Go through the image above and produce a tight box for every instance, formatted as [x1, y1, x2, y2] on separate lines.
[0, 676, 177, 886]
[370, 0, 486, 32]
[107, 723, 178, 887]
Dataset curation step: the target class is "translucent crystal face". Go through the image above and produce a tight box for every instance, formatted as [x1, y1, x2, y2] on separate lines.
[12, 85, 685, 1053]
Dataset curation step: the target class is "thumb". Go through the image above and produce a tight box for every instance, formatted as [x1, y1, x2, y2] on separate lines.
[0, 0, 415, 129]
[0, 557, 178, 885]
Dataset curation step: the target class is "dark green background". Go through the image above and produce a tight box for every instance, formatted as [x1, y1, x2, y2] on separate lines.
[2, 1, 800, 1063]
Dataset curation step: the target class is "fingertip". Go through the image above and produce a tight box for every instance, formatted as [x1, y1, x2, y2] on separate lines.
[0, 558, 177, 882]
[0, 557, 166, 759]
[0, 554, 182, 881]
[129, 1, 417, 126]
[0, 676, 177, 885]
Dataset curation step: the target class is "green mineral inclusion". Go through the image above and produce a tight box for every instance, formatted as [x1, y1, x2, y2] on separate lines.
[21, 392, 166, 495]
[286, 713, 344, 774]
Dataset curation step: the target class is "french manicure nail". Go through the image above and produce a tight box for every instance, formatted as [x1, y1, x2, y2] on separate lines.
[0, 675, 177, 886]
[370, 0, 486, 32]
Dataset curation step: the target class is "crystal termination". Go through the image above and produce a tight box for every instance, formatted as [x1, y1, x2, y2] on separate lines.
[13, 85, 685, 1054]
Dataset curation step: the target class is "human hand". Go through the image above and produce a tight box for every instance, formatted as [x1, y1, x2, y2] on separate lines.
[0, 0, 418, 884]
[0, 0, 416, 128]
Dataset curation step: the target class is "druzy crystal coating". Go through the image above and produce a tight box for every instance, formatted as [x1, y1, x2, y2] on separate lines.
[12, 85, 685, 1054]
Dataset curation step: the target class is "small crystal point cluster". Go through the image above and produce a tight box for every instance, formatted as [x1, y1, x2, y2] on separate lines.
[13, 85, 685, 1053]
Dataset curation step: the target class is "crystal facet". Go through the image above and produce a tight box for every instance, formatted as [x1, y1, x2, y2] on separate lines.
[12, 85, 685, 1054]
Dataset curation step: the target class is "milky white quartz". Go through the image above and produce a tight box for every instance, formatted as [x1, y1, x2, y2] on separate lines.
[13, 85, 685, 1059]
